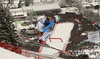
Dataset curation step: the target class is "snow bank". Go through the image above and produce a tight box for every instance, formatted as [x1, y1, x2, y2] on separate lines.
[0, 47, 34, 59]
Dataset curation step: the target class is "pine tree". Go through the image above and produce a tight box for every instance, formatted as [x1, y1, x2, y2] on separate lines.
[0, 4, 20, 46]
[25, 0, 31, 6]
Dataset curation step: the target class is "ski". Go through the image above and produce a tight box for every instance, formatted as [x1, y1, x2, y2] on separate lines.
[31, 42, 62, 52]
[29, 41, 71, 55]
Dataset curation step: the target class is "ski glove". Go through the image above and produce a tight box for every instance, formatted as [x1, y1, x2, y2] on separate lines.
[39, 32, 44, 37]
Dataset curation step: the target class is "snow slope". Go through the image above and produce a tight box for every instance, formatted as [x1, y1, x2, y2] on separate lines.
[0, 47, 35, 59]
[40, 22, 74, 55]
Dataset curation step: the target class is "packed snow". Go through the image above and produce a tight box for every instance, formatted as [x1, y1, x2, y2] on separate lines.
[0, 47, 35, 59]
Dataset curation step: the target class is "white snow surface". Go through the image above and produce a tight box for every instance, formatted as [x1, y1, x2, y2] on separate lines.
[0, 47, 35, 59]
[60, 7, 80, 14]
[40, 22, 74, 55]
[13, 21, 35, 30]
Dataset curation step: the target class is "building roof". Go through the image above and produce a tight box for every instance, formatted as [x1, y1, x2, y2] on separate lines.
[9, 3, 60, 13]
[90, 2, 99, 6]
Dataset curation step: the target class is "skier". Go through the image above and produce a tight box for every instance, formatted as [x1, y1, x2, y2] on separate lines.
[36, 15, 61, 45]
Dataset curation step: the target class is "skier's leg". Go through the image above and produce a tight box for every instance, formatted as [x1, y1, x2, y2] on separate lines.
[39, 29, 52, 45]
[41, 30, 52, 41]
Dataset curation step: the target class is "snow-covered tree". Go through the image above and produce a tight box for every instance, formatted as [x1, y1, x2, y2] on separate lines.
[0, 4, 20, 46]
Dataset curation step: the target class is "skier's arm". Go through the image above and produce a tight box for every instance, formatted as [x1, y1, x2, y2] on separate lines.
[42, 21, 54, 33]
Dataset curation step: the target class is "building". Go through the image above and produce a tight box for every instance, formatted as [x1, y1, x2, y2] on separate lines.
[31, 0, 66, 7]
[78, 0, 100, 3]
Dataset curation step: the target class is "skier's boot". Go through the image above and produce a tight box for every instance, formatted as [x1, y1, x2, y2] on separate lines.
[39, 40, 47, 45]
